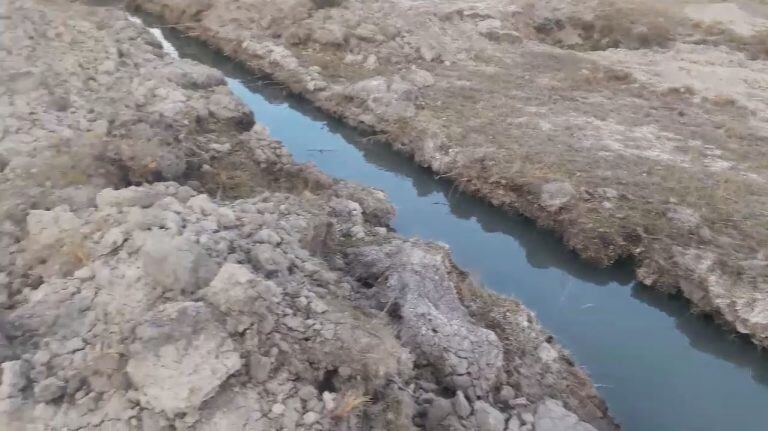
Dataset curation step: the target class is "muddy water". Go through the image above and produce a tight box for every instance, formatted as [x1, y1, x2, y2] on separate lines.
[142, 19, 768, 431]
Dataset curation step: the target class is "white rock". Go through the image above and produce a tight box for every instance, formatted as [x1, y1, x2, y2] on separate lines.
[271, 403, 285, 415]
[96, 186, 165, 209]
[474, 400, 505, 431]
[140, 232, 218, 294]
[302, 411, 320, 425]
[534, 399, 597, 431]
[127, 302, 242, 416]
[34, 377, 66, 402]
[453, 390, 472, 418]
[0, 361, 29, 399]
[187, 194, 218, 215]
[537, 342, 559, 362]
[298, 385, 318, 401]
[254, 229, 282, 245]
[201, 263, 280, 332]
[73, 266, 94, 280]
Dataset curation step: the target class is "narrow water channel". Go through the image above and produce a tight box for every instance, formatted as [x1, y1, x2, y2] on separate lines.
[138, 16, 768, 431]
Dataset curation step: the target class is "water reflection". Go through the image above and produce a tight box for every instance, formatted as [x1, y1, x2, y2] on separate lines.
[138, 17, 768, 431]
[235, 68, 635, 286]
[631, 284, 768, 387]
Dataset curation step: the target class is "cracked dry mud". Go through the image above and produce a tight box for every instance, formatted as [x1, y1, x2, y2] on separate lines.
[0, 1, 612, 430]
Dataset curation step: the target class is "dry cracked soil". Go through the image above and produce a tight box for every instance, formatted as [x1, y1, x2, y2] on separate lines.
[127, 0, 768, 349]
[0, 0, 616, 430]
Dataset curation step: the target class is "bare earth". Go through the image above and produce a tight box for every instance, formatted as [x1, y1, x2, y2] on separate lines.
[129, 0, 768, 348]
[0, 0, 612, 430]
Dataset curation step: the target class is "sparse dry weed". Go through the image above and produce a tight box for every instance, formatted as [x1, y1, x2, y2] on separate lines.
[329, 390, 371, 420]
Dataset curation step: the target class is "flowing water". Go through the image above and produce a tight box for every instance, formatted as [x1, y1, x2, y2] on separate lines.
[138, 16, 768, 431]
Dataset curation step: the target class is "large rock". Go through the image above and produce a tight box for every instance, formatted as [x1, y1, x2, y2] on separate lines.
[140, 232, 219, 294]
[474, 400, 506, 431]
[127, 302, 242, 416]
[348, 240, 503, 398]
[158, 58, 226, 89]
[201, 263, 281, 333]
[23, 207, 84, 278]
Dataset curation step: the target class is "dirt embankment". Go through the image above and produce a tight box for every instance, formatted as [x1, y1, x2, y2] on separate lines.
[0, 1, 612, 430]
[128, 0, 768, 347]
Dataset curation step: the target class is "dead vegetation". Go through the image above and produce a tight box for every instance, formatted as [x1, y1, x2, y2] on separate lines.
[534, 0, 684, 50]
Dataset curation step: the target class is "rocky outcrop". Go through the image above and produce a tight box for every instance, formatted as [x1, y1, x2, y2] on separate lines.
[348, 242, 504, 400]
[127, 0, 768, 348]
[0, 1, 610, 430]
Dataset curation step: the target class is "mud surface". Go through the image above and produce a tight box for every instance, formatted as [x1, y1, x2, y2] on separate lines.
[127, 0, 768, 348]
[0, 1, 611, 430]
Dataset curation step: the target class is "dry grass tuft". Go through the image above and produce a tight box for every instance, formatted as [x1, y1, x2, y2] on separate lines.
[329, 391, 371, 420]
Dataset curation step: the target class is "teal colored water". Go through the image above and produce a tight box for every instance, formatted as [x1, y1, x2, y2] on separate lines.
[148, 21, 768, 431]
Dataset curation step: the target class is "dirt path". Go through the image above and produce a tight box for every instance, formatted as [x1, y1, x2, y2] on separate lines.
[129, 0, 768, 348]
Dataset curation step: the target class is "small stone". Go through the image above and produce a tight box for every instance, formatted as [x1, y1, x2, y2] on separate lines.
[418, 392, 436, 405]
[474, 401, 505, 431]
[537, 342, 558, 362]
[452, 391, 471, 418]
[349, 225, 366, 239]
[520, 411, 534, 424]
[534, 399, 597, 431]
[322, 391, 336, 412]
[425, 397, 453, 429]
[282, 316, 305, 332]
[248, 354, 272, 383]
[364, 54, 379, 69]
[307, 399, 323, 413]
[506, 416, 521, 431]
[186, 194, 218, 215]
[418, 381, 439, 393]
[271, 403, 286, 415]
[540, 181, 576, 212]
[0, 361, 29, 399]
[65, 372, 85, 395]
[510, 397, 530, 407]
[298, 385, 318, 401]
[31, 350, 51, 368]
[403, 68, 435, 88]
[337, 366, 352, 378]
[254, 229, 282, 245]
[498, 385, 516, 405]
[309, 300, 328, 314]
[217, 208, 237, 228]
[141, 233, 219, 294]
[302, 411, 320, 425]
[249, 244, 290, 276]
[73, 266, 94, 280]
[34, 377, 66, 402]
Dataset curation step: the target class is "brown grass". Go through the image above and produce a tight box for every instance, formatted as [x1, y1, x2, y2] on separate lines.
[329, 390, 372, 420]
